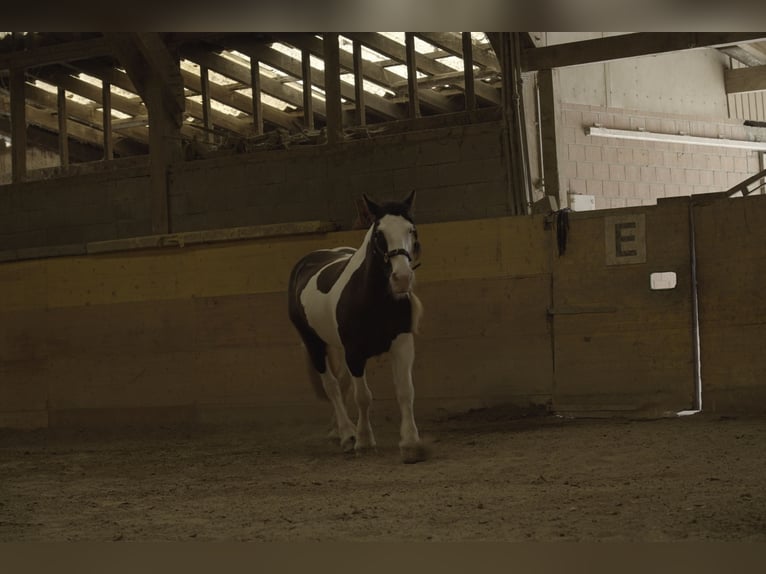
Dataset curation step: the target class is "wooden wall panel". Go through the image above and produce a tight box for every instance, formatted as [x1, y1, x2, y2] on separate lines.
[551, 199, 696, 415]
[694, 194, 766, 412]
[0, 216, 553, 428]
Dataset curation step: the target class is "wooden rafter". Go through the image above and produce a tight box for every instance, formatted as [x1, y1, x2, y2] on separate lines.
[725, 64, 766, 94]
[224, 37, 406, 120]
[278, 33, 459, 115]
[346, 32, 499, 105]
[522, 32, 766, 71]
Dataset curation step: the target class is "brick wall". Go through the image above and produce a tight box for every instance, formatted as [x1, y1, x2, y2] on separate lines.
[0, 165, 151, 253]
[169, 120, 509, 231]
[559, 103, 764, 210]
[0, 119, 510, 253]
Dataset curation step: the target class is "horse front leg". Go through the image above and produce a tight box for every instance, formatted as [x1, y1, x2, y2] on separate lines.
[390, 333, 428, 463]
[351, 373, 377, 454]
[345, 354, 376, 455]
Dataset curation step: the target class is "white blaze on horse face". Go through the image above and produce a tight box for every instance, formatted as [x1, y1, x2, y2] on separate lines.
[377, 214, 416, 296]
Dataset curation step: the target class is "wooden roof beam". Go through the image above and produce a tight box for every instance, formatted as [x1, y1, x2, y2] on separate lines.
[522, 32, 766, 71]
[347, 32, 499, 105]
[0, 92, 142, 155]
[179, 67, 296, 131]
[725, 64, 766, 94]
[277, 33, 458, 115]
[416, 32, 499, 71]
[225, 38, 406, 120]
[182, 46, 322, 118]
[0, 36, 112, 70]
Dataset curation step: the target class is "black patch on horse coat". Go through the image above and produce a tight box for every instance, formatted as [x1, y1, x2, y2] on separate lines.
[316, 255, 353, 294]
[336, 236, 413, 377]
[288, 249, 353, 374]
[288, 196, 417, 382]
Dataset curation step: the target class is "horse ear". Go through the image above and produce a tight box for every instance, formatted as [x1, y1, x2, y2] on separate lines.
[403, 190, 416, 214]
[363, 194, 383, 220]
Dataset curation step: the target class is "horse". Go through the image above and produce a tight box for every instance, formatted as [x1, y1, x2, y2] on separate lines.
[287, 191, 427, 463]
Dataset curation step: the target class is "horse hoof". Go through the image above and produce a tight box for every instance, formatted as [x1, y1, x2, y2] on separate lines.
[400, 443, 429, 464]
[354, 444, 378, 457]
[340, 435, 356, 453]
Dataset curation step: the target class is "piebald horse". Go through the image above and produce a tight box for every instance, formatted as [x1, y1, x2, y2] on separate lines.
[287, 191, 427, 463]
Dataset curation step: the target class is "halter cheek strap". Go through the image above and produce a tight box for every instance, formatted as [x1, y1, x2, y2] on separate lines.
[373, 223, 422, 270]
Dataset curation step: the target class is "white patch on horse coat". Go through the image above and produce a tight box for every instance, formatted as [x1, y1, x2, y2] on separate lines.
[299, 234, 373, 348]
[376, 214, 417, 295]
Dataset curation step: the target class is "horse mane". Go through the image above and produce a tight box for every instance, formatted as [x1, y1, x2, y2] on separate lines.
[410, 292, 423, 335]
[374, 201, 414, 222]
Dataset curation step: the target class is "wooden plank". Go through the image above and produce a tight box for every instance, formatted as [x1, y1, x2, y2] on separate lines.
[225, 38, 405, 120]
[280, 32, 456, 115]
[418, 32, 499, 71]
[725, 64, 766, 94]
[178, 67, 291, 131]
[352, 40, 366, 126]
[405, 33, 420, 119]
[102, 80, 113, 160]
[183, 46, 325, 118]
[250, 57, 264, 134]
[347, 32, 499, 105]
[462, 32, 476, 112]
[199, 65, 213, 142]
[323, 33, 342, 143]
[10, 68, 27, 183]
[523, 32, 766, 71]
[57, 86, 69, 168]
[301, 48, 314, 130]
[0, 37, 111, 70]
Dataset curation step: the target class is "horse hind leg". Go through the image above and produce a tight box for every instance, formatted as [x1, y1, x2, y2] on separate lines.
[303, 338, 356, 452]
[325, 347, 352, 442]
[318, 353, 356, 453]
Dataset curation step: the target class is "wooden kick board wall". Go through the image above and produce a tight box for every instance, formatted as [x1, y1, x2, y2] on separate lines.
[551, 198, 697, 416]
[693, 194, 766, 413]
[0, 216, 553, 429]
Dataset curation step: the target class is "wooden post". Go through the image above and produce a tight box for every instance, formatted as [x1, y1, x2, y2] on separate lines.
[301, 48, 314, 130]
[353, 40, 366, 126]
[10, 68, 27, 183]
[250, 57, 263, 135]
[323, 33, 342, 144]
[105, 33, 184, 235]
[405, 32, 420, 119]
[498, 32, 532, 215]
[537, 68, 564, 206]
[57, 86, 69, 169]
[102, 80, 114, 160]
[462, 32, 476, 112]
[200, 65, 213, 143]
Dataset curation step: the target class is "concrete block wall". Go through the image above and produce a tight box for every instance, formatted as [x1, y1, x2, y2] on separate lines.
[0, 165, 152, 252]
[169, 120, 509, 231]
[559, 103, 764, 210]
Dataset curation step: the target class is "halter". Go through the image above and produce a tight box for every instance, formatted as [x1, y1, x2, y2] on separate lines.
[372, 222, 421, 270]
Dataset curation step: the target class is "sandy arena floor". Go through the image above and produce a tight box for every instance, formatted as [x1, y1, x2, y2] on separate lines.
[1, 407, 765, 542]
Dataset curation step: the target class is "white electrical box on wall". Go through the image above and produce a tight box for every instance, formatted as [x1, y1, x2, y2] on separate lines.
[569, 193, 596, 212]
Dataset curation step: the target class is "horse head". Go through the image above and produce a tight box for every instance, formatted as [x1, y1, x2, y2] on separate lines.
[363, 191, 421, 298]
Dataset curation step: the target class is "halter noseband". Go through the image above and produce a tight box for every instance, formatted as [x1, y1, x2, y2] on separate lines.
[372, 223, 421, 270]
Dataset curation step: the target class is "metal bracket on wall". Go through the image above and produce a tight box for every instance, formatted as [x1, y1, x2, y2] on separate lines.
[726, 167, 766, 197]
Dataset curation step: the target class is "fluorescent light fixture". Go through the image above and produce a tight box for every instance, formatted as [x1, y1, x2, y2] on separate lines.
[587, 126, 766, 152]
